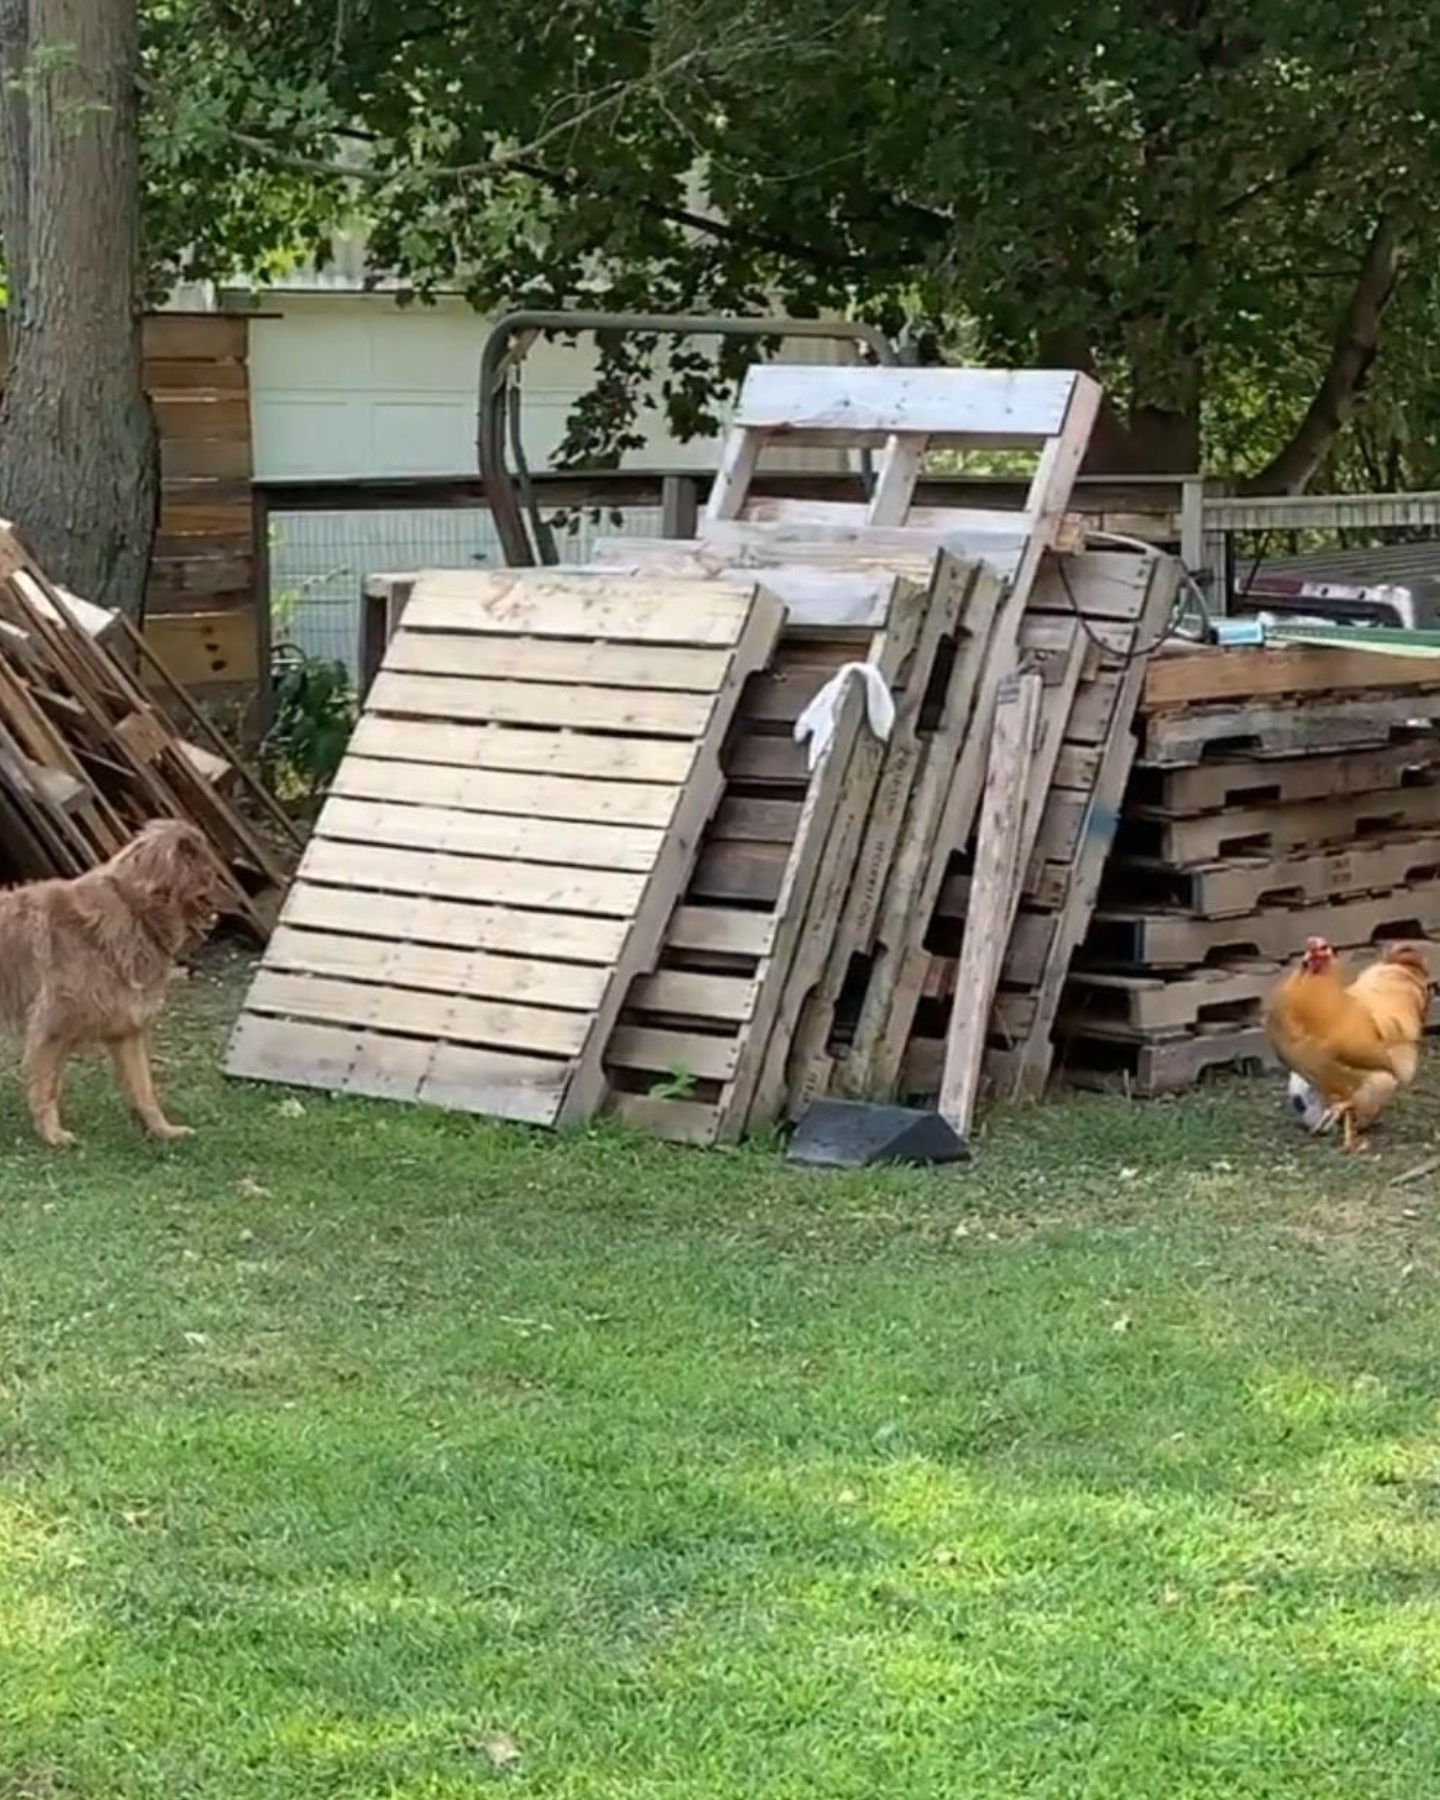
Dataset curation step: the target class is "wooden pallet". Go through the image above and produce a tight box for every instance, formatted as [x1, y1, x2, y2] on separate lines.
[0, 521, 291, 925]
[702, 364, 1100, 577]
[1143, 643, 1440, 710]
[1106, 832, 1440, 919]
[1057, 1024, 1277, 1095]
[607, 567, 943, 1144]
[1125, 740, 1440, 817]
[781, 556, 1006, 1116]
[903, 552, 1179, 1103]
[1082, 882, 1440, 971]
[1141, 690, 1440, 768]
[1062, 962, 1279, 1035]
[1118, 780, 1440, 866]
[226, 571, 783, 1126]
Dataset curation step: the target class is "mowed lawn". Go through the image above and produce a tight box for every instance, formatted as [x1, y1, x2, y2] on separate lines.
[4, 956, 1440, 1797]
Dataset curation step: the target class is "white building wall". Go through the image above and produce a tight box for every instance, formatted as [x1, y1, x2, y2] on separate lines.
[245, 291, 852, 483]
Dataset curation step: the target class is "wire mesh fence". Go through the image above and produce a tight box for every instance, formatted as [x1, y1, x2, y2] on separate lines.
[268, 504, 665, 676]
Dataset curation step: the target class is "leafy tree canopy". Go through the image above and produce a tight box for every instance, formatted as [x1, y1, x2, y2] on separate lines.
[139, 0, 1440, 488]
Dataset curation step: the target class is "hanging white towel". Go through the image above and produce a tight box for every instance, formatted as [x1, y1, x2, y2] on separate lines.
[793, 661, 896, 772]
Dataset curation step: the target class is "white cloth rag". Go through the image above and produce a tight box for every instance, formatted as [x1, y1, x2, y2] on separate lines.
[792, 661, 895, 772]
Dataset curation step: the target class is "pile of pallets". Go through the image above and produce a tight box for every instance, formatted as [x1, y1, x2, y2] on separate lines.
[230, 360, 1201, 1146]
[0, 520, 293, 932]
[1052, 643, 1440, 1092]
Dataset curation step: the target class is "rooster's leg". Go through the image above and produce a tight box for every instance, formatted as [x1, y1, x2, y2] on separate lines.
[1339, 1106, 1368, 1154]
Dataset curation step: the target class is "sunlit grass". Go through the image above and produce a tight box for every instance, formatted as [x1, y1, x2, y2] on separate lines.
[1, 951, 1440, 1795]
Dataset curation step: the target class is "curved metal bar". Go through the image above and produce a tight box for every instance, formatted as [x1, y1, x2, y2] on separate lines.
[477, 311, 897, 566]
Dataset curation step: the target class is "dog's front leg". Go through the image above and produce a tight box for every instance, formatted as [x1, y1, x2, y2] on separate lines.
[24, 1032, 75, 1148]
[109, 1033, 193, 1142]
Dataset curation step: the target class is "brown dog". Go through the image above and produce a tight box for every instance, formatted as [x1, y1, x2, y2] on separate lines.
[0, 819, 230, 1146]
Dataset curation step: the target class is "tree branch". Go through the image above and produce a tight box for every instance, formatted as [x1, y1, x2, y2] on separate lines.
[1242, 216, 1404, 495]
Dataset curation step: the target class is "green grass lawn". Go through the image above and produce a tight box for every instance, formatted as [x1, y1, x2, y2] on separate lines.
[4, 955, 1440, 1798]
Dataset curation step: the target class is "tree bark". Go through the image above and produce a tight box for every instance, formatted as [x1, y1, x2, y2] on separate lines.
[1242, 217, 1403, 495]
[0, 0, 158, 620]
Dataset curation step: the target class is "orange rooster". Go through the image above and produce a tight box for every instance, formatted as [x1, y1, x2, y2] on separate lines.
[1267, 938, 1430, 1150]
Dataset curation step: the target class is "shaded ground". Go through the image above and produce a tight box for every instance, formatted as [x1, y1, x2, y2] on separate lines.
[2, 953, 1440, 1798]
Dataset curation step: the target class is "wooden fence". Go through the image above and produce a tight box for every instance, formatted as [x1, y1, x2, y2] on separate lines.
[0, 311, 262, 714]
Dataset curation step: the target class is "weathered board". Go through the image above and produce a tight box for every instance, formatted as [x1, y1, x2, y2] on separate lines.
[226, 571, 783, 1125]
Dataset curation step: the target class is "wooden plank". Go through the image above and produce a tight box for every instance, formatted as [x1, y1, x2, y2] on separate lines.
[419, 1043, 572, 1123]
[367, 671, 715, 738]
[610, 1092, 723, 1145]
[149, 553, 253, 600]
[145, 358, 249, 393]
[245, 969, 588, 1059]
[280, 883, 629, 964]
[704, 424, 764, 524]
[866, 434, 928, 525]
[348, 715, 698, 786]
[233, 1017, 576, 1123]
[403, 573, 755, 646]
[384, 631, 732, 692]
[298, 837, 645, 919]
[143, 609, 258, 686]
[142, 314, 249, 361]
[330, 756, 680, 828]
[152, 396, 250, 442]
[713, 796, 803, 842]
[607, 1026, 738, 1083]
[1143, 643, 1440, 710]
[315, 796, 665, 874]
[668, 905, 775, 959]
[226, 1014, 363, 1094]
[161, 439, 252, 481]
[733, 365, 1081, 442]
[160, 488, 253, 537]
[938, 671, 1042, 1136]
[627, 969, 756, 1024]
[692, 840, 789, 904]
[701, 515, 1025, 574]
[265, 926, 609, 1012]
[743, 496, 1038, 539]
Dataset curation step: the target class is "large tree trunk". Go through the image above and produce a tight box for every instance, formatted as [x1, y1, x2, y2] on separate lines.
[0, 0, 157, 620]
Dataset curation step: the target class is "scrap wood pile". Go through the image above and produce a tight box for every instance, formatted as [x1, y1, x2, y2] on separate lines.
[0, 520, 293, 932]
[229, 360, 1209, 1150]
[1051, 642, 1440, 1093]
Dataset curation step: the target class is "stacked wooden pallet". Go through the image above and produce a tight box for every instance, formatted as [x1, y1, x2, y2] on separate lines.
[0, 521, 292, 932]
[1051, 643, 1440, 1092]
[227, 573, 783, 1122]
[232, 360, 1210, 1146]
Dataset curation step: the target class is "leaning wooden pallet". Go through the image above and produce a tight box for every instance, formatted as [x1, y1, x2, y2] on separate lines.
[227, 570, 783, 1127]
[767, 555, 1000, 1124]
[903, 551, 1181, 1102]
[605, 564, 939, 1144]
[597, 363, 1103, 1119]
